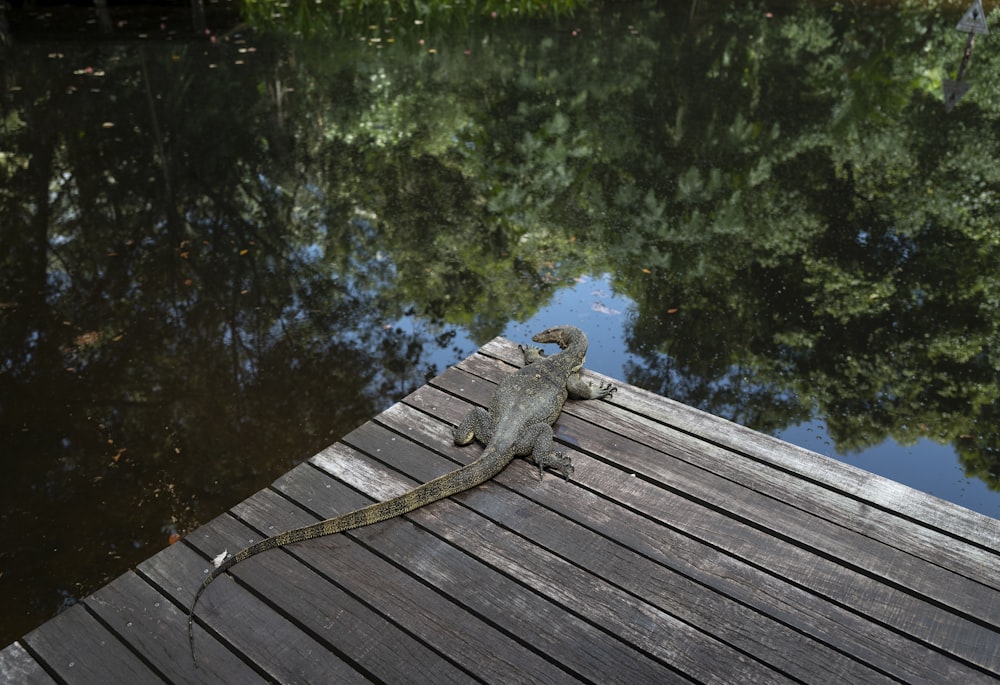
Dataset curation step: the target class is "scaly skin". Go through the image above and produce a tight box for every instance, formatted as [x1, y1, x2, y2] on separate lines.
[187, 325, 615, 664]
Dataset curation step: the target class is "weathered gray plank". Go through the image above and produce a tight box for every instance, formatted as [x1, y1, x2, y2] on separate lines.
[449, 350, 1000, 617]
[222, 486, 488, 685]
[559, 409, 999, 624]
[341, 418, 885, 683]
[186, 509, 423, 684]
[301, 445, 695, 684]
[594, 398, 1000, 588]
[434, 345, 1000, 674]
[478, 337, 1000, 552]
[85, 569, 265, 685]
[621, 379, 1000, 547]
[327, 436, 792, 683]
[22, 602, 161, 684]
[264, 462, 583, 685]
[381, 390, 993, 685]
[0, 641, 57, 684]
[139, 514, 372, 684]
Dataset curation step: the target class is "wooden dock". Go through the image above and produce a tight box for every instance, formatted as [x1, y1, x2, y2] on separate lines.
[3, 336, 999, 683]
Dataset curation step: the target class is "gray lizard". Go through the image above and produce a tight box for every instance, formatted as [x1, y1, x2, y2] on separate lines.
[187, 324, 615, 663]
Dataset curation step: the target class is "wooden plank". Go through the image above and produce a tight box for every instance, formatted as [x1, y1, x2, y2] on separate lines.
[478, 337, 1000, 551]
[446, 352, 1000, 618]
[21, 603, 161, 683]
[185, 508, 431, 684]
[140, 516, 371, 683]
[468, 341, 1000, 581]
[263, 463, 582, 685]
[427, 348, 1000, 675]
[623, 380, 1000, 547]
[341, 417, 893, 684]
[595, 400, 1000, 587]
[0, 642, 57, 684]
[299, 448, 697, 683]
[557, 409, 999, 623]
[381, 389, 992, 685]
[221, 486, 490, 684]
[85, 569, 265, 685]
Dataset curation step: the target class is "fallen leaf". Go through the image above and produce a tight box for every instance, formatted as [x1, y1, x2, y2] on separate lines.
[667, 308, 679, 314]
[212, 549, 229, 567]
[75, 331, 100, 347]
[168, 532, 181, 545]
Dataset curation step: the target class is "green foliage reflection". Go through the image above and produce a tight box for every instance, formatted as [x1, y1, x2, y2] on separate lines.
[242, 0, 583, 35]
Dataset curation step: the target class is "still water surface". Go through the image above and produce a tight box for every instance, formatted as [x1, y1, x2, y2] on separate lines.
[2, 0, 999, 645]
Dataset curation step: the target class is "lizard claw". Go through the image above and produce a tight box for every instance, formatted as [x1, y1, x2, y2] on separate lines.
[534, 451, 574, 481]
[519, 344, 547, 364]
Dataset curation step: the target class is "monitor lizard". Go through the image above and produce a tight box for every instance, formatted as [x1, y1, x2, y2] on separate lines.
[186, 324, 615, 664]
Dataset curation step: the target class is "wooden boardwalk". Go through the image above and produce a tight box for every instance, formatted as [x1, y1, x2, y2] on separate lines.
[3, 336, 1000, 684]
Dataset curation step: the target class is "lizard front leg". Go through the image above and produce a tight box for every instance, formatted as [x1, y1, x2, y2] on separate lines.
[519, 344, 546, 365]
[567, 373, 616, 400]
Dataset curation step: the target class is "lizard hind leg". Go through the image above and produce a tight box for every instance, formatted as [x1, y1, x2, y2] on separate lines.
[532, 450, 574, 481]
[453, 406, 492, 446]
[519, 423, 574, 481]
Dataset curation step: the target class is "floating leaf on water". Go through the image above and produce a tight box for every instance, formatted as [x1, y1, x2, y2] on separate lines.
[592, 302, 621, 316]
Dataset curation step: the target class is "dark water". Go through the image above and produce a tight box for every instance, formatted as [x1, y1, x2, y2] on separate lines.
[2, 0, 999, 646]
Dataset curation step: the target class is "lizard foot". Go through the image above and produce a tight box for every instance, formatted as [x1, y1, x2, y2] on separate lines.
[519, 344, 547, 364]
[533, 450, 574, 481]
[596, 382, 617, 399]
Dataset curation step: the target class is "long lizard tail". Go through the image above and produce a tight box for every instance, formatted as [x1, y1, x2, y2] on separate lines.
[187, 448, 510, 665]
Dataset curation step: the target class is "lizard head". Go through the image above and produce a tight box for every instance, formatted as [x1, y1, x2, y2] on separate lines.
[532, 325, 585, 350]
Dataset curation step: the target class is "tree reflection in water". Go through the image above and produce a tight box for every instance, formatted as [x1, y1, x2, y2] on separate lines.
[2, 0, 999, 646]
